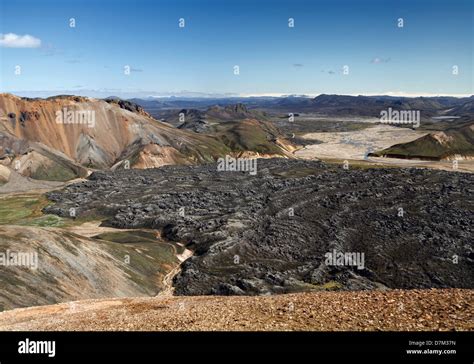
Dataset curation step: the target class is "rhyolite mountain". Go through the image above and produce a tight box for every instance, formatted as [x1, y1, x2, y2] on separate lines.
[0, 94, 294, 181]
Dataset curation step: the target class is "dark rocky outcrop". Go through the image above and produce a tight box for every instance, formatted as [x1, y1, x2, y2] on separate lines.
[43, 159, 474, 295]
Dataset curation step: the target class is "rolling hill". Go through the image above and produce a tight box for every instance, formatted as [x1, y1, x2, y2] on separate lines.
[370, 123, 474, 161]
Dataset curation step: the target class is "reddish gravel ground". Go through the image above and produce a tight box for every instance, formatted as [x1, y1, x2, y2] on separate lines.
[0, 289, 472, 331]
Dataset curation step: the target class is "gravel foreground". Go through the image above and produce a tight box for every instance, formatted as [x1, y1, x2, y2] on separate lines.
[0, 289, 472, 331]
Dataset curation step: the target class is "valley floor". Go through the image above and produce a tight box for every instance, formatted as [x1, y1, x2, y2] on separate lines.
[293, 124, 474, 172]
[0, 289, 471, 331]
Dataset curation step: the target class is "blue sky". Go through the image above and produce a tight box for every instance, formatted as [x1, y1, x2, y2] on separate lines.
[0, 0, 472, 97]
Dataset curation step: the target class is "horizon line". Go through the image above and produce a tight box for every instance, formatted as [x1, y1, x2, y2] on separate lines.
[2, 90, 473, 99]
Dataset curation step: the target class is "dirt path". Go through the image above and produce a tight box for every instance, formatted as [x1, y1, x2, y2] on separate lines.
[157, 265, 181, 296]
[158, 244, 193, 297]
[65, 221, 140, 237]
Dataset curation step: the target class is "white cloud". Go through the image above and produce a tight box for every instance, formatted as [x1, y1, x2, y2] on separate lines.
[0, 33, 41, 48]
[371, 57, 391, 64]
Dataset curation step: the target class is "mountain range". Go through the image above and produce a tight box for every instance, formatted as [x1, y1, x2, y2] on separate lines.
[0, 94, 294, 183]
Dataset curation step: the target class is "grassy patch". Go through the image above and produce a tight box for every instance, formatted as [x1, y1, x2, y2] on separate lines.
[97, 230, 180, 291]
[0, 194, 94, 227]
[319, 280, 343, 290]
[94, 230, 158, 244]
[320, 158, 400, 170]
[31, 163, 77, 182]
[0, 194, 65, 226]
[214, 120, 284, 155]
